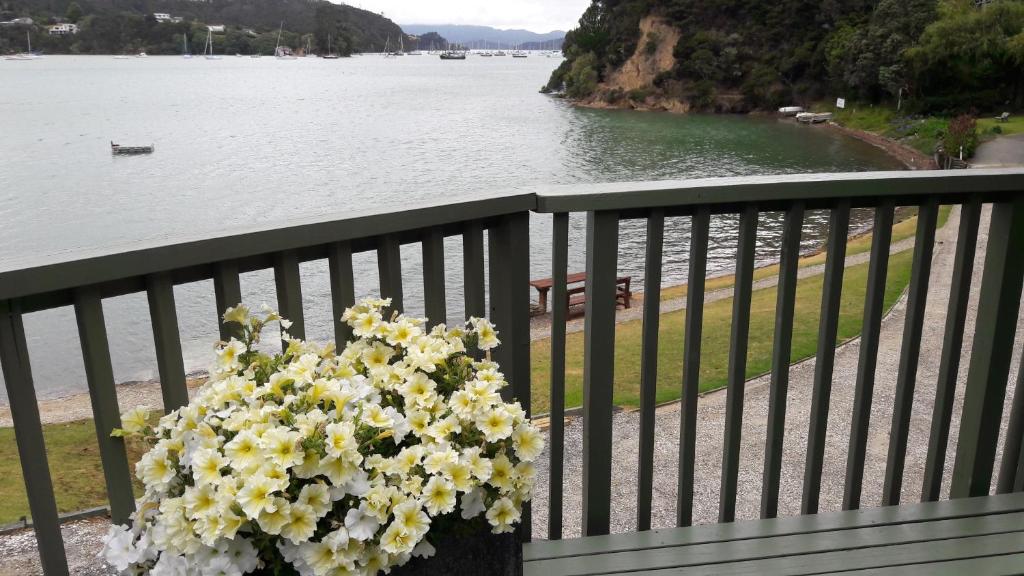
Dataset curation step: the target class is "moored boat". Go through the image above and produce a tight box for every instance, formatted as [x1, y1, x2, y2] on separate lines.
[796, 112, 833, 124]
[778, 106, 805, 116]
[111, 142, 155, 155]
[440, 50, 466, 60]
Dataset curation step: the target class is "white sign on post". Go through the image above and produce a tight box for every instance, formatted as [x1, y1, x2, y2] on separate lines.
[836, 98, 847, 109]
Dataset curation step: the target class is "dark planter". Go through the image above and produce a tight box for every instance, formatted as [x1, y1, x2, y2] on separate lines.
[392, 529, 522, 576]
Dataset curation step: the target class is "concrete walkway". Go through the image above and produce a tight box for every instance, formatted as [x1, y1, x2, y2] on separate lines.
[529, 204, 1024, 537]
[972, 133, 1024, 168]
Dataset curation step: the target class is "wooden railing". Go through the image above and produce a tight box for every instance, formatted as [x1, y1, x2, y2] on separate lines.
[1, 170, 1023, 574]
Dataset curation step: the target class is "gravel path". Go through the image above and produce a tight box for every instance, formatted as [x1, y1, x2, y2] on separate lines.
[529, 204, 1024, 537]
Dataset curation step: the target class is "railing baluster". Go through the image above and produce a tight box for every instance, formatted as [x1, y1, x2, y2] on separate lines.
[74, 287, 135, 525]
[463, 221, 486, 320]
[147, 274, 189, 412]
[802, 199, 851, 515]
[923, 198, 982, 502]
[582, 210, 619, 537]
[377, 235, 404, 312]
[548, 212, 569, 540]
[637, 209, 665, 531]
[720, 205, 758, 524]
[488, 222, 511, 370]
[422, 229, 446, 328]
[952, 196, 1024, 498]
[843, 201, 895, 511]
[274, 250, 305, 344]
[677, 207, 710, 528]
[883, 200, 939, 506]
[0, 300, 69, 576]
[507, 213, 532, 541]
[761, 202, 804, 519]
[328, 241, 356, 346]
[213, 261, 242, 341]
[998, 360, 1024, 493]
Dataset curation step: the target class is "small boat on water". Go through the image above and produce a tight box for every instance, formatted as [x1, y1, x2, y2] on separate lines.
[6, 31, 40, 60]
[323, 34, 340, 59]
[440, 50, 466, 60]
[203, 31, 222, 60]
[275, 22, 296, 60]
[796, 112, 833, 124]
[778, 106, 805, 116]
[111, 142, 154, 155]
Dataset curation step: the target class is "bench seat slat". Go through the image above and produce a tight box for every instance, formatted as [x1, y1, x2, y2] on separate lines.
[849, 552, 1024, 576]
[523, 492, 1024, 562]
[634, 531, 1024, 576]
[524, 511, 1024, 575]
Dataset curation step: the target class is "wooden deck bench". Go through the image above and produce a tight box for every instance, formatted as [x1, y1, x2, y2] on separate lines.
[523, 492, 1024, 575]
[530, 272, 632, 314]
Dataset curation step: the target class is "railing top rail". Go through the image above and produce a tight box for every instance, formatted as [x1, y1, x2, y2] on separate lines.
[1, 169, 1021, 304]
[0, 192, 536, 303]
[531, 169, 1024, 213]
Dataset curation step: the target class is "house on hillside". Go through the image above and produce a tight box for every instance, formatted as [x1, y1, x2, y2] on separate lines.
[153, 13, 184, 23]
[48, 23, 78, 35]
[207, 25, 225, 33]
[0, 17, 34, 26]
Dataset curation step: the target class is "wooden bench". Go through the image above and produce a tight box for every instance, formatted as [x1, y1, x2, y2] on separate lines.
[523, 492, 1024, 575]
[996, 112, 1011, 123]
[530, 272, 631, 315]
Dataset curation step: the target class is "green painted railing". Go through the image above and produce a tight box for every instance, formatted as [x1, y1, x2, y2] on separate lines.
[1, 170, 1023, 574]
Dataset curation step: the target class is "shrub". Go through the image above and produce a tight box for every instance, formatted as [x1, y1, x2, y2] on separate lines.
[943, 115, 979, 159]
[644, 32, 660, 56]
[627, 87, 652, 102]
[564, 52, 600, 99]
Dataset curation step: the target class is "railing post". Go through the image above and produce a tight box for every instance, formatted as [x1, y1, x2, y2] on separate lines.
[147, 274, 189, 412]
[548, 213, 569, 540]
[463, 221, 487, 320]
[0, 300, 69, 576]
[213, 262, 242, 342]
[274, 250, 305, 345]
[329, 242, 356, 346]
[378, 235, 404, 313]
[487, 212, 532, 542]
[951, 196, 1024, 498]
[582, 210, 619, 536]
[74, 288, 135, 524]
[998, 360, 1024, 493]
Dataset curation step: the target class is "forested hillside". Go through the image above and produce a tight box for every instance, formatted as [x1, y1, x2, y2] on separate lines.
[547, 0, 1024, 113]
[0, 0, 409, 55]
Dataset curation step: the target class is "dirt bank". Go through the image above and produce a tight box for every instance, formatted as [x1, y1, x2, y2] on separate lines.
[826, 122, 938, 171]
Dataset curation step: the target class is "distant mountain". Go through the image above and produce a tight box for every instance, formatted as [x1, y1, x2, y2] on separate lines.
[401, 24, 563, 49]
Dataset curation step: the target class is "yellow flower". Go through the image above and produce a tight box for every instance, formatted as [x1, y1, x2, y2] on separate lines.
[392, 499, 430, 538]
[421, 477, 456, 516]
[120, 407, 151, 435]
[237, 474, 279, 519]
[281, 503, 318, 544]
[224, 430, 261, 472]
[442, 460, 474, 492]
[257, 497, 291, 535]
[488, 454, 515, 491]
[476, 408, 514, 442]
[222, 304, 250, 326]
[361, 404, 394, 429]
[191, 448, 228, 486]
[264, 427, 304, 470]
[297, 483, 332, 518]
[324, 422, 357, 459]
[485, 497, 520, 533]
[183, 484, 218, 520]
[216, 339, 247, 373]
[511, 424, 545, 462]
[379, 522, 416, 555]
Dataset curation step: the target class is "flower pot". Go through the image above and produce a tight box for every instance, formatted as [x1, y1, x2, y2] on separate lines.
[393, 530, 522, 576]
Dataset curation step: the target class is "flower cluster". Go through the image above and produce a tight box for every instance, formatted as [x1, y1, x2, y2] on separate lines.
[102, 299, 541, 575]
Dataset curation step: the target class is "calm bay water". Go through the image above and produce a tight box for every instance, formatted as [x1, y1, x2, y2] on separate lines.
[0, 55, 903, 401]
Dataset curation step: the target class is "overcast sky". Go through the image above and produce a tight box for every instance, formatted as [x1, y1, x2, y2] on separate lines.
[342, 0, 590, 32]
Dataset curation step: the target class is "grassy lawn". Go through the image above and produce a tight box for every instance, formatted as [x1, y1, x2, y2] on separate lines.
[830, 104, 948, 156]
[977, 115, 1024, 137]
[0, 209, 944, 524]
[532, 249, 913, 413]
[0, 421, 144, 525]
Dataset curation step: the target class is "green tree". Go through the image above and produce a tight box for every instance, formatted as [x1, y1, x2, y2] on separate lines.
[65, 1, 83, 23]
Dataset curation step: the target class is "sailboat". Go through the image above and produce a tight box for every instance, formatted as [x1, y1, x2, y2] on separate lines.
[275, 22, 296, 59]
[304, 36, 316, 57]
[323, 34, 340, 59]
[203, 31, 222, 60]
[5, 31, 39, 60]
[182, 33, 192, 59]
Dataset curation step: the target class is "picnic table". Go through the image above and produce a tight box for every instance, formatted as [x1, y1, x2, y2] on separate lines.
[529, 272, 632, 314]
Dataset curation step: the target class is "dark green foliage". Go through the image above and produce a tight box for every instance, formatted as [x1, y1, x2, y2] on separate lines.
[551, 0, 1023, 112]
[0, 0, 404, 54]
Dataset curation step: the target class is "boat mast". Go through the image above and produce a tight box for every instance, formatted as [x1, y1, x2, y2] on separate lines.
[26, 30, 31, 53]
